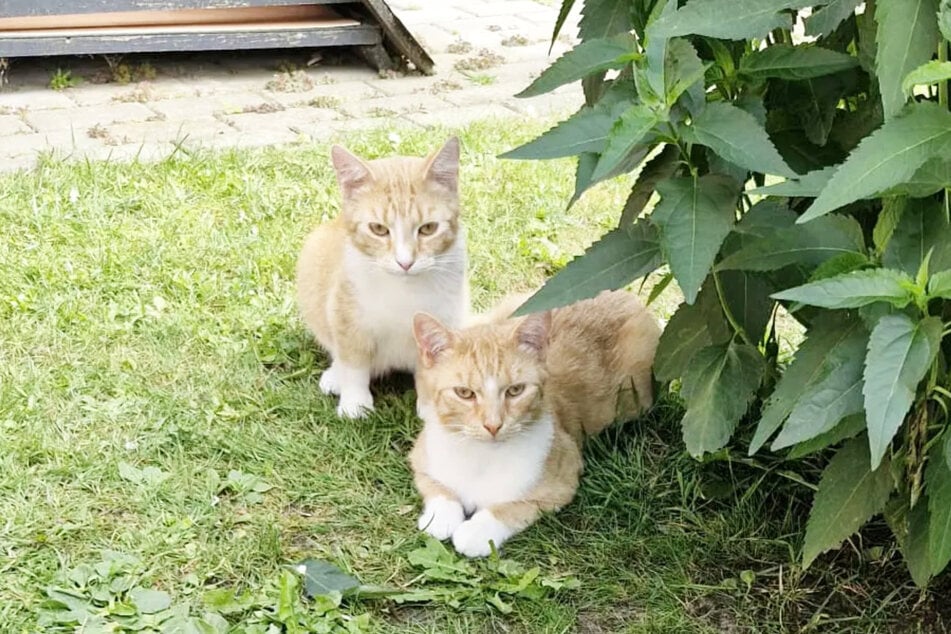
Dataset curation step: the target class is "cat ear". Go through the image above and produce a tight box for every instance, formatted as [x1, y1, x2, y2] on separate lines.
[422, 137, 460, 191]
[414, 312, 455, 367]
[331, 145, 373, 198]
[515, 311, 551, 359]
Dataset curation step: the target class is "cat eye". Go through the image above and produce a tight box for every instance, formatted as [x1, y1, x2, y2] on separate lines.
[505, 384, 526, 397]
[453, 386, 475, 400]
[368, 222, 389, 237]
[418, 222, 438, 236]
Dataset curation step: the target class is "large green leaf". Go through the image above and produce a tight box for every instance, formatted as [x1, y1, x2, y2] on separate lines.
[654, 281, 730, 382]
[873, 197, 906, 253]
[770, 319, 868, 450]
[579, 0, 636, 40]
[881, 158, 951, 198]
[650, 0, 813, 40]
[739, 45, 858, 80]
[805, 0, 863, 36]
[518, 35, 635, 98]
[882, 196, 951, 276]
[514, 222, 662, 315]
[664, 38, 708, 105]
[619, 144, 681, 227]
[803, 435, 894, 568]
[875, 0, 940, 119]
[748, 166, 836, 198]
[941, 0, 951, 41]
[681, 341, 765, 457]
[884, 494, 934, 586]
[864, 315, 941, 469]
[501, 101, 629, 160]
[591, 104, 661, 181]
[787, 414, 867, 458]
[718, 214, 864, 272]
[902, 61, 951, 96]
[928, 269, 951, 299]
[651, 174, 740, 304]
[801, 103, 951, 222]
[684, 102, 796, 178]
[927, 440, 951, 575]
[298, 559, 361, 598]
[719, 271, 774, 344]
[550, 0, 577, 49]
[570, 143, 653, 207]
[772, 268, 916, 309]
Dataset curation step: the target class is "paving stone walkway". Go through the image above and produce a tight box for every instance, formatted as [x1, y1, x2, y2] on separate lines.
[0, 0, 582, 172]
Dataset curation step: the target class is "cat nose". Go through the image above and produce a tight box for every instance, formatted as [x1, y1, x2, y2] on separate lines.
[397, 257, 415, 271]
[483, 422, 501, 437]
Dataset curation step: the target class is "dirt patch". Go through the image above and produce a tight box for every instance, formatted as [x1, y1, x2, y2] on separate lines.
[454, 49, 505, 72]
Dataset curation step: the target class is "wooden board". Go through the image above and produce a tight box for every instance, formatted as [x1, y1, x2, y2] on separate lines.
[0, 5, 338, 31]
[0, 17, 362, 39]
[0, 0, 349, 18]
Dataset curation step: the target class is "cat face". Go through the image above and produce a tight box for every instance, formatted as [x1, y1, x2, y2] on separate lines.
[413, 312, 552, 442]
[331, 138, 462, 276]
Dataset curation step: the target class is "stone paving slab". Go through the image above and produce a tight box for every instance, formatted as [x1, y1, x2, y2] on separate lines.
[0, 0, 584, 172]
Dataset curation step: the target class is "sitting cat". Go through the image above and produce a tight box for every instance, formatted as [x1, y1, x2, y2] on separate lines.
[409, 290, 661, 557]
[296, 138, 468, 418]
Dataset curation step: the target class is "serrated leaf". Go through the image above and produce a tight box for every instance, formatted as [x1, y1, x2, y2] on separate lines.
[619, 144, 681, 227]
[502, 101, 628, 160]
[407, 537, 476, 583]
[579, 0, 635, 40]
[927, 441, 951, 575]
[787, 414, 867, 458]
[771, 319, 868, 450]
[941, 0, 951, 41]
[654, 281, 730, 382]
[651, 0, 813, 40]
[748, 166, 836, 198]
[902, 60, 951, 97]
[652, 174, 740, 304]
[885, 494, 934, 586]
[805, 0, 863, 36]
[882, 196, 951, 276]
[740, 45, 858, 80]
[875, 0, 941, 119]
[684, 102, 796, 178]
[719, 271, 774, 343]
[130, 588, 172, 614]
[864, 315, 941, 469]
[873, 198, 906, 253]
[515, 222, 661, 315]
[807, 252, 870, 282]
[297, 559, 360, 598]
[718, 214, 865, 272]
[681, 342, 764, 457]
[664, 38, 708, 105]
[881, 158, 951, 198]
[772, 268, 916, 309]
[518, 35, 635, 98]
[801, 103, 951, 221]
[550, 0, 577, 50]
[591, 104, 660, 181]
[928, 270, 951, 299]
[803, 435, 894, 568]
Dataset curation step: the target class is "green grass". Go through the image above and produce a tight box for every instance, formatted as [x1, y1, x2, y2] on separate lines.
[0, 120, 944, 632]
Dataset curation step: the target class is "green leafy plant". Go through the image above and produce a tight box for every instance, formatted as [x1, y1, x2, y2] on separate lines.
[508, 0, 951, 585]
[48, 68, 79, 91]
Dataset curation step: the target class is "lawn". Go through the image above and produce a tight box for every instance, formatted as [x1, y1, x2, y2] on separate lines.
[0, 120, 944, 632]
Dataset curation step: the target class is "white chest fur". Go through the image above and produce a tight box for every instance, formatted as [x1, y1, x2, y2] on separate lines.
[344, 241, 467, 375]
[422, 416, 555, 514]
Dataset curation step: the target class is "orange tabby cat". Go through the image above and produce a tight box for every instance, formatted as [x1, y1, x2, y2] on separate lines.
[296, 139, 468, 418]
[410, 290, 660, 557]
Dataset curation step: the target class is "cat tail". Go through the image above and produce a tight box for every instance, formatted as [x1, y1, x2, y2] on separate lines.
[464, 290, 538, 327]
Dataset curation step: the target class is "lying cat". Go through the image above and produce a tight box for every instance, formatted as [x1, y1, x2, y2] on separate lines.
[409, 290, 660, 557]
[296, 138, 468, 418]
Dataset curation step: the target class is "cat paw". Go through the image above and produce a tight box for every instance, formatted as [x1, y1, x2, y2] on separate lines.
[318, 365, 340, 395]
[451, 510, 515, 558]
[417, 497, 465, 541]
[336, 392, 374, 419]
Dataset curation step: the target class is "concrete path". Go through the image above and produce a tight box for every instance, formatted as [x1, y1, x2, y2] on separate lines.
[0, 0, 582, 172]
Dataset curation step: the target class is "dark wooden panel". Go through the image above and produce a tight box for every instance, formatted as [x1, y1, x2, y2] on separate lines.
[348, 0, 433, 74]
[0, 0, 351, 18]
[0, 23, 379, 56]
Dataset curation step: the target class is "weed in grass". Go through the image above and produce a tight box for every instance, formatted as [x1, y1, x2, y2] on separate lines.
[446, 39, 473, 55]
[266, 70, 315, 93]
[501, 35, 531, 47]
[48, 68, 79, 90]
[453, 49, 505, 72]
[464, 73, 496, 86]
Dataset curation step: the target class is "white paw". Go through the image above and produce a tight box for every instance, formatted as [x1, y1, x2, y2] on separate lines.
[318, 364, 340, 395]
[451, 510, 515, 558]
[336, 389, 374, 418]
[417, 497, 465, 541]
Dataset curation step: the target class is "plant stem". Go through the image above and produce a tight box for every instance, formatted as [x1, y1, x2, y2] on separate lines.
[713, 269, 755, 347]
[939, 40, 948, 110]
